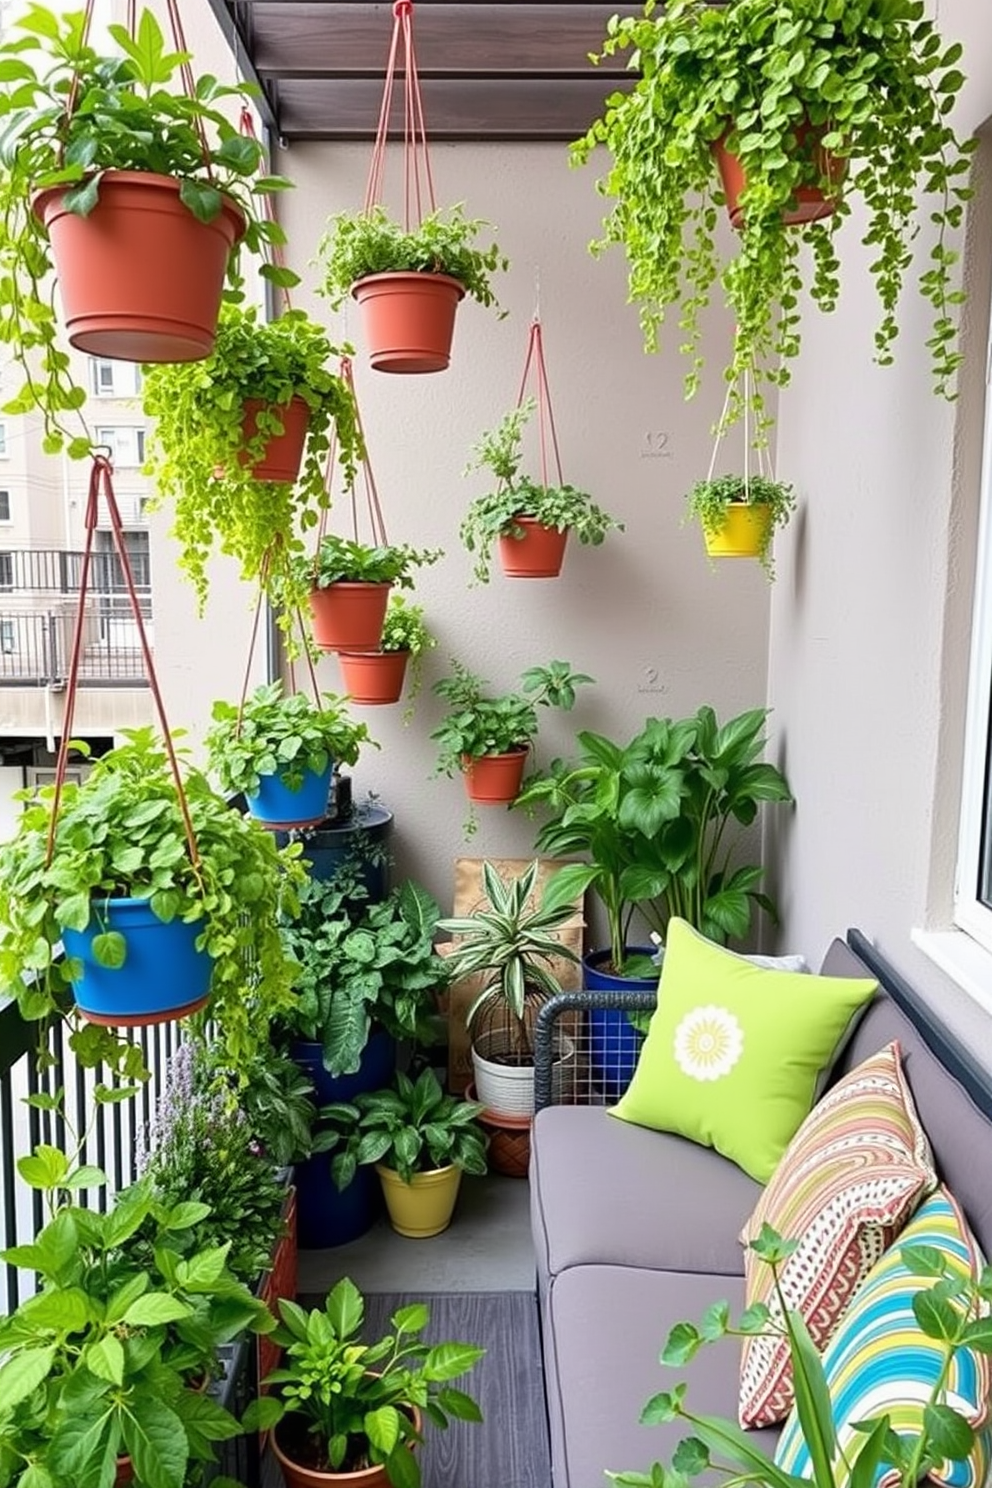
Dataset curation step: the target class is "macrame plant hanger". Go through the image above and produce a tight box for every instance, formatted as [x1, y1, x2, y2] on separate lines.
[706, 358, 775, 493]
[516, 314, 566, 496]
[316, 356, 391, 556]
[364, 0, 436, 231]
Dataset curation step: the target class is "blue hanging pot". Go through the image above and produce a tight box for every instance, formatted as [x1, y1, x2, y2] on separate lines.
[62, 896, 212, 1027]
[246, 761, 333, 831]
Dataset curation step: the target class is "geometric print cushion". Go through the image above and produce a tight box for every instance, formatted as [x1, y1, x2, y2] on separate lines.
[739, 1041, 938, 1427]
[773, 1187, 992, 1488]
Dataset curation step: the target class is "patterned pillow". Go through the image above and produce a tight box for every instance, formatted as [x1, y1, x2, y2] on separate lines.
[774, 1187, 992, 1488]
[739, 1041, 937, 1427]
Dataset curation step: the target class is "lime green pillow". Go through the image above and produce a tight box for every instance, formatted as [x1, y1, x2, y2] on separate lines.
[610, 919, 877, 1182]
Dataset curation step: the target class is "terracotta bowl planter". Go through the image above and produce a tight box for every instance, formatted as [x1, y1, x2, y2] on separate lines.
[34, 170, 245, 362]
[713, 124, 846, 228]
[498, 518, 568, 578]
[337, 649, 409, 705]
[242, 395, 311, 482]
[461, 748, 528, 805]
[702, 504, 773, 560]
[308, 582, 391, 652]
[351, 271, 466, 374]
[272, 1404, 422, 1488]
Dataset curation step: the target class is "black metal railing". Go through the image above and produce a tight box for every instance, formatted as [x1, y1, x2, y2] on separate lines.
[0, 606, 150, 686]
[0, 548, 151, 597]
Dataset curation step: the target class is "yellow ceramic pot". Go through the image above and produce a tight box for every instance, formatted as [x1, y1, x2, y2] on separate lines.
[702, 503, 773, 559]
[375, 1163, 462, 1238]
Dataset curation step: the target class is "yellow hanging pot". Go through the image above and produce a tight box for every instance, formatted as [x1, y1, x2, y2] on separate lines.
[702, 503, 773, 559]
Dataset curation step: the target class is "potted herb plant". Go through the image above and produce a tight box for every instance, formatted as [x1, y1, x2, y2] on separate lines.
[141, 306, 363, 616]
[244, 1276, 485, 1488]
[0, 5, 295, 455]
[205, 681, 374, 831]
[317, 203, 508, 373]
[572, 0, 975, 427]
[461, 398, 623, 583]
[0, 728, 305, 1064]
[431, 659, 594, 825]
[337, 594, 437, 713]
[303, 535, 443, 652]
[321, 1068, 488, 1238]
[685, 473, 797, 578]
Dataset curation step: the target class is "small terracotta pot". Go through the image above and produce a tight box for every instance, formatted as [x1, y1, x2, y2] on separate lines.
[337, 649, 409, 705]
[352, 271, 466, 374]
[272, 1405, 422, 1488]
[466, 1082, 530, 1178]
[33, 170, 245, 362]
[461, 748, 528, 805]
[701, 504, 773, 560]
[713, 123, 846, 228]
[308, 582, 391, 652]
[498, 518, 568, 578]
[242, 395, 311, 482]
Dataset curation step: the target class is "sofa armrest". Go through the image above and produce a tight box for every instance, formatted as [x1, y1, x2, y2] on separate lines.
[533, 989, 658, 1111]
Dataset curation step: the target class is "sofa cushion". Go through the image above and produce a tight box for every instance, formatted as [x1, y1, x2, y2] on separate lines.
[739, 1040, 938, 1428]
[774, 1186, 992, 1488]
[544, 1264, 780, 1488]
[531, 1104, 762, 1281]
[611, 920, 878, 1182]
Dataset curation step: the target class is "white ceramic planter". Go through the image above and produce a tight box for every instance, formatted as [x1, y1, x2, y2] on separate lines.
[471, 1030, 576, 1118]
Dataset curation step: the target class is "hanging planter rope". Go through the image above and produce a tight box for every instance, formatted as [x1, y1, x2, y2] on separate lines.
[501, 318, 569, 579]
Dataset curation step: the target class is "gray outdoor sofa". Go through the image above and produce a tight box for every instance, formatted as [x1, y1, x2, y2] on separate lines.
[529, 930, 992, 1488]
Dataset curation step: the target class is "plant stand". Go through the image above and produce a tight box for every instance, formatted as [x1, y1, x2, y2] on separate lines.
[465, 1082, 532, 1178]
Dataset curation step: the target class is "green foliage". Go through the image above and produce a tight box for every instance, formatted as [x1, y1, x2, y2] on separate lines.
[460, 398, 623, 584]
[242, 1276, 485, 1488]
[376, 595, 437, 722]
[194, 1039, 318, 1169]
[320, 1068, 488, 1188]
[317, 203, 508, 312]
[0, 728, 307, 1075]
[685, 474, 797, 578]
[205, 680, 374, 799]
[141, 306, 362, 616]
[519, 706, 792, 971]
[431, 659, 595, 776]
[278, 866, 448, 1078]
[616, 1226, 992, 1488]
[306, 534, 443, 590]
[0, 5, 296, 453]
[0, 1154, 274, 1488]
[572, 0, 975, 423]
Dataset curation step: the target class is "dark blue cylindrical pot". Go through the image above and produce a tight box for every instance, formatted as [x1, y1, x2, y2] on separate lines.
[584, 948, 658, 1102]
[280, 804, 393, 899]
[292, 1028, 396, 1247]
[63, 898, 211, 1026]
[246, 762, 334, 832]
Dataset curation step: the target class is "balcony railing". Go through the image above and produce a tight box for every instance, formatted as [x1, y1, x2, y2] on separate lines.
[0, 548, 151, 596]
[0, 604, 151, 686]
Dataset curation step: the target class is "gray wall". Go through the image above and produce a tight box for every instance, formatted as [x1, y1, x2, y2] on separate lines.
[277, 141, 773, 924]
[766, 4, 992, 1057]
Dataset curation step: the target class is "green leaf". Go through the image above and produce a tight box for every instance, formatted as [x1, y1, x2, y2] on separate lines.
[85, 1335, 125, 1386]
[0, 1346, 56, 1411]
[122, 1293, 193, 1327]
[63, 1164, 109, 1191]
[18, 1144, 69, 1190]
[91, 931, 127, 969]
[121, 1395, 187, 1488]
[924, 1403, 975, 1460]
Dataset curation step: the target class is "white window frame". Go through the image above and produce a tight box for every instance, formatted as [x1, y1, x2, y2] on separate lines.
[0, 489, 10, 524]
[0, 422, 8, 459]
[95, 426, 146, 468]
[0, 552, 13, 591]
[90, 359, 141, 398]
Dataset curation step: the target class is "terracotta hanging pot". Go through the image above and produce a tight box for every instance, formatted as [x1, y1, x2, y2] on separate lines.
[713, 122, 846, 228]
[242, 395, 311, 482]
[308, 582, 391, 651]
[337, 649, 409, 704]
[461, 748, 528, 805]
[498, 518, 569, 578]
[33, 170, 245, 362]
[351, 271, 466, 373]
[702, 504, 773, 560]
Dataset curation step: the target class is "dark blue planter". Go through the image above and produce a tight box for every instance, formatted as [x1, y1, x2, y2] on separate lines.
[584, 948, 659, 1102]
[292, 1029, 396, 1247]
[246, 762, 333, 832]
[63, 897, 211, 1026]
[277, 804, 393, 899]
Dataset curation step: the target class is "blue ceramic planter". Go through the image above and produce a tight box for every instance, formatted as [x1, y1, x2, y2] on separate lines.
[246, 762, 333, 831]
[584, 948, 659, 1102]
[62, 897, 211, 1026]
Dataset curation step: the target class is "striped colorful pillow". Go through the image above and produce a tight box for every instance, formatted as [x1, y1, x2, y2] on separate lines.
[739, 1041, 937, 1427]
[773, 1187, 992, 1488]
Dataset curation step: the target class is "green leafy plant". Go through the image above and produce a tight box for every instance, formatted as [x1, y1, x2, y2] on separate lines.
[520, 706, 792, 974]
[320, 1068, 488, 1189]
[243, 1276, 485, 1488]
[305, 534, 443, 591]
[0, 5, 295, 454]
[278, 865, 447, 1078]
[435, 860, 581, 1061]
[685, 474, 797, 579]
[0, 728, 307, 1075]
[572, 0, 975, 425]
[141, 306, 362, 616]
[374, 594, 437, 721]
[205, 681, 374, 800]
[193, 1038, 318, 1170]
[317, 203, 508, 312]
[431, 659, 594, 777]
[612, 1225, 992, 1488]
[460, 398, 623, 584]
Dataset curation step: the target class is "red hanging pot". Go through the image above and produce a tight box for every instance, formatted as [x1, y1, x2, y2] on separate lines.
[308, 582, 391, 651]
[337, 649, 409, 705]
[461, 748, 528, 805]
[242, 396, 311, 482]
[33, 170, 246, 362]
[713, 122, 845, 228]
[498, 518, 569, 579]
[351, 271, 466, 373]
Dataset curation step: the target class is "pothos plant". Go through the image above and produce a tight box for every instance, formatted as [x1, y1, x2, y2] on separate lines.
[460, 398, 623, 584]
[0, 728, 307, 1077]
[572, 0, 975, 426]
[0, 5, 296, 455]
[141, 306, 363, 616]
[432, 659, 594, 777]
[685, 473, 796, 578]
[205, 681, 374, 800]
[305, 534, 443, 590]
